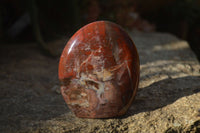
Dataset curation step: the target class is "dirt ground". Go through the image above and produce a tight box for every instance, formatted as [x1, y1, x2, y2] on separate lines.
[0, 32, 200, 133]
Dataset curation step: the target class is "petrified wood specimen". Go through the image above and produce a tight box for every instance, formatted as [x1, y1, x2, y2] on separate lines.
[59, 21, 140, 118]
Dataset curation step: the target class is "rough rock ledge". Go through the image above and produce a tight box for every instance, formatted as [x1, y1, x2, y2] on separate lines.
[0, 32, 199, 133]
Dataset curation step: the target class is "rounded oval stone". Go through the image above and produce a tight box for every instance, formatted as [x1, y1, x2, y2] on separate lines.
[59, 21, 140, 118]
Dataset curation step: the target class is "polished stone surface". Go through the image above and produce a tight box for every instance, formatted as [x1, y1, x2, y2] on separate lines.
[59, 21, 140, 118]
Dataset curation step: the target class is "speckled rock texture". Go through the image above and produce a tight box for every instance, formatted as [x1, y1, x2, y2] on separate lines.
[0, 32, 199, 133]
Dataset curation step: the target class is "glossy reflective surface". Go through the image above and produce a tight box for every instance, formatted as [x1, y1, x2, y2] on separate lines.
[59, 21, 140, 118]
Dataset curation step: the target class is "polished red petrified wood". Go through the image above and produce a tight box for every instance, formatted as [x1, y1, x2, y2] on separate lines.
[59, 21, 140, 118]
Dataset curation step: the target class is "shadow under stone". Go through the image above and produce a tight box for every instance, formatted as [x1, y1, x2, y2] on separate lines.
[124, 76, 200, 118]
